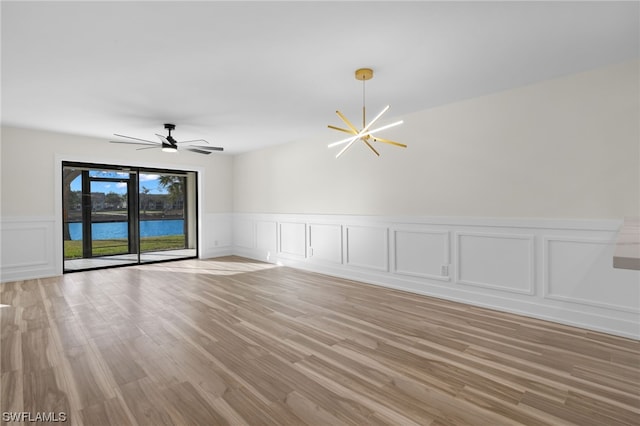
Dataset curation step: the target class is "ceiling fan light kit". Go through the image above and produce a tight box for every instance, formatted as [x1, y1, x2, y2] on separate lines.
[110, 123, 224, 155]
[328, 68, 406, 158]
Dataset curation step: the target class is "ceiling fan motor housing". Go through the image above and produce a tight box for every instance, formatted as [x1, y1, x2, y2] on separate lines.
[163, 124, 177, 147]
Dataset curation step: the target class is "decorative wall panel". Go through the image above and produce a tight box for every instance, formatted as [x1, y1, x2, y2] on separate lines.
[279, 222, 307, 257]
[544, 237, 640, 312]
[345, 225, 388, 271]
[308, 223, 342, 264]
[393, 229, 450, 281]
[456, 232, 535, 295]
[1, 218, 57, 282]
[233, 217, 254, 249]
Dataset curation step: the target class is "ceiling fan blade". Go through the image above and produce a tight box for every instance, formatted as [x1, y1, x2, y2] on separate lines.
[155, 134, 171, 144]
[176, 139, 209, 145]
[109, 140, 159, 146]
[188, 145, 224, 151]
[185, 148, 212, 155]
[113, 134, 159, 144]
[136, 146, 162, 151]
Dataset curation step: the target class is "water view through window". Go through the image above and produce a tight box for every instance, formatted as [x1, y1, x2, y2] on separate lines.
[63, 163, 197, 271]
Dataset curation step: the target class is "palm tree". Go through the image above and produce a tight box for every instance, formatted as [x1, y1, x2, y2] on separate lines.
[158, 176, 184, 211]
[140, 186, 150, 216]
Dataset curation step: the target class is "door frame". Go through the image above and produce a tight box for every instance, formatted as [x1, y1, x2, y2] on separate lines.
[56, 155, 204, 275]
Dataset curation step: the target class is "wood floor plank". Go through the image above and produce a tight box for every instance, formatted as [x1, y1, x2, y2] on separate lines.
[22, 367, 70, 418]
[1, 255, 638, 425]
[78, 396, 136, 426]
[1, 370, 23, 416]
[119, 378, 174, 426]
[160, 381, 229, 426]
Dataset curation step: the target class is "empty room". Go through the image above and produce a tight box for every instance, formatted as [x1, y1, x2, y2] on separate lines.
[1, 1, 639, 425]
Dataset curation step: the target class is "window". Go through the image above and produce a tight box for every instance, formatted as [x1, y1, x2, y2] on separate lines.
[62, 162, 198, 272]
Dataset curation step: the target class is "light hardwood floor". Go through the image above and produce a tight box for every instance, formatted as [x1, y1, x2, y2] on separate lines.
[1, 256, 639, 425]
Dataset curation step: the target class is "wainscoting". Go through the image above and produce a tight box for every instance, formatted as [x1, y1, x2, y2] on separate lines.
[1, 216, 59, 282]
[0, 213, 234, 281]
[232, 213, 640, 339]
[2, 213, 639, 338]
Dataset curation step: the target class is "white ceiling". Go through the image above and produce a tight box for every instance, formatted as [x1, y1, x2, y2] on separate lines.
[2, 1, 638, 155]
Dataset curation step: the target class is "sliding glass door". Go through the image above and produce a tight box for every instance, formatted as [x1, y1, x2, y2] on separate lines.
[63, 162, 197, 272]
[138, 171, 197, 263]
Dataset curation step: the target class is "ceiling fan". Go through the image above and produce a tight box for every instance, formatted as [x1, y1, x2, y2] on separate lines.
[110, 123, 223, 155]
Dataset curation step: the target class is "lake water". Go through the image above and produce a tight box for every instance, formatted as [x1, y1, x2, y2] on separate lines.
[68, 219, 184, 240]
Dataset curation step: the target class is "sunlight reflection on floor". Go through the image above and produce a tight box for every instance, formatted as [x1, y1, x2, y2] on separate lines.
[132, 256, 280, 276]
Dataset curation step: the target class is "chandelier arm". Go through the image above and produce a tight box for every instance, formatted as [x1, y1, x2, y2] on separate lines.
[362, 120, 404, 138]
[362, 139, 380, 156]
[328, 135, 359, 148]
[372, 136, 408, 148]
[360, 105, 390, 136]
[336, 110, 359, 133]
[335, 138, 359, 158]
[328, 120, 403, 148]
[328, 125, 357, 134]
[329, 106, 393, 147]
[331, 106, 392, 147]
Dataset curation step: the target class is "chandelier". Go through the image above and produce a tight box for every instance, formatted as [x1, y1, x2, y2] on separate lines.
[328, 68, 406, 158]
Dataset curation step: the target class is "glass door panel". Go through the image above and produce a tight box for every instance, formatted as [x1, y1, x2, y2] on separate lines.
[139, 172, 194, 263]
[63, 171, 83, 260]
[90, 178, 130, 257]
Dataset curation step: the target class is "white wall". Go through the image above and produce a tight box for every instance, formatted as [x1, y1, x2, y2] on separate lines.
[1, 126, 234, 280]
[233, 60, 639, 219]
[231, 61, 640, 339]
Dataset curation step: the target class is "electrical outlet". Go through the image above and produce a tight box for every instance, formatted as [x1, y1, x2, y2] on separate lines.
[441, 265, 449, 276]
